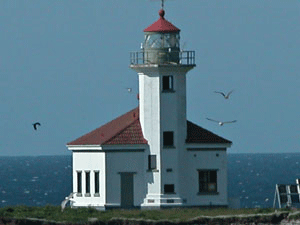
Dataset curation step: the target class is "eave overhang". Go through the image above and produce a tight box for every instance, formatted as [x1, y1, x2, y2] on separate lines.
[185, 143, 232, 150]
[66, 144, 148, 152]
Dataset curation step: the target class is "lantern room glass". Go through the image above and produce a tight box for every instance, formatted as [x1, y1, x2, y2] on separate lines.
[144, 33, 180, 49]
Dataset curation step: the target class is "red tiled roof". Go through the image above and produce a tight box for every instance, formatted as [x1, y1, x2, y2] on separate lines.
[144, 9, 180, 33]
[104, 119, 146, 145]
[186, 121, 232, 144]
[67, 107, 148, 146]
[67, 108, 231, 146]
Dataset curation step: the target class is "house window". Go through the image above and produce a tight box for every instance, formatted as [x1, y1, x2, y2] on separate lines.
[94, 171, 100, 196]
[162, 75, 173, 91]
[163, 131, 174, 147]
[77, 171, 82, 196]
[148, 155, 157, 170]
[85, 171, 90, 196]
[164, 184, 175, 194]
[198, 170, 218, 194]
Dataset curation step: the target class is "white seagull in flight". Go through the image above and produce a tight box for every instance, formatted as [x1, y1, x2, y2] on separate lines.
[214, 90, 234, 99]
[206, 118, 237, 126]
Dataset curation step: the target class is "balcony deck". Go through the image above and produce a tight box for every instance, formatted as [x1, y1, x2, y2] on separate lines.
[130, 50, 195, 66]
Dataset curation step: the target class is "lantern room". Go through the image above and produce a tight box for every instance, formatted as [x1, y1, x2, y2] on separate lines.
[130, 9, 195, 66]
[143, 9, 180, 48]
[142, 9, 180, 64]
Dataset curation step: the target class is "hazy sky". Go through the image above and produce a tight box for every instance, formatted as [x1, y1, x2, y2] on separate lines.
[1, 0, 300, 156]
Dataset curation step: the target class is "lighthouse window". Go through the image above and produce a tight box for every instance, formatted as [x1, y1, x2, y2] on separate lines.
[85, 171, 90, 196]
[94, 171, 100, 196]
[162, 76, 173, 91]
[163, 131, 174, 147]
[198, 170, 218, 194]
[144, 33, 179, 48]
[77, 171, 82, 196]
[144, 34, 163, 48]
[164, 184, 175, 194]
[166, 33, 180, 48]
[148, 155, 157, 170]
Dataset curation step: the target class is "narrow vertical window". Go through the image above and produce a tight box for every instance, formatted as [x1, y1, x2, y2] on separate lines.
[162, 75, 173, 91]
[148, 155, 157, 170]
[198, 170, 218, 194]
[85, 171, 90, 196]
[77, 171, 82, 196]
[94, 171, 100, 196]
[163, 131, 174, 147]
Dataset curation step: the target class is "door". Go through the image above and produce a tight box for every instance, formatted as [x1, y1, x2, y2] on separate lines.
[120, 172, 134, 208]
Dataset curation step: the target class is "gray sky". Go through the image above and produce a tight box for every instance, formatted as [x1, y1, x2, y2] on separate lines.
[1, 0, 300, 156]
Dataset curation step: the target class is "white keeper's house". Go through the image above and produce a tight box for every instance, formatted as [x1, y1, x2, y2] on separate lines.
[66, 7, 232, 210]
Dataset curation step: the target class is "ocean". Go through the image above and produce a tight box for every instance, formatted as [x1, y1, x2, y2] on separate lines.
[1, 153, 300, 209]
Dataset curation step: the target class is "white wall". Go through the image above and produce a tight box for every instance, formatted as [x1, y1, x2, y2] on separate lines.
[72, 151, 106, 209]
[105, 151, 146, 207]
[133, 65, 195, 207]
[180, 148, 228, 206]
[160, 72, 187, 200]
[138, 72, 162, 196]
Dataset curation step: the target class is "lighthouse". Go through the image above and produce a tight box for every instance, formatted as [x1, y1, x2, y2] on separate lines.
[130, 8, 196, 206]
[67, 5, 231, 210]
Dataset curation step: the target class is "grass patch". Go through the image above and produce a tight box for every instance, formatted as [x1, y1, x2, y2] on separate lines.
[0, 205, 288, 223]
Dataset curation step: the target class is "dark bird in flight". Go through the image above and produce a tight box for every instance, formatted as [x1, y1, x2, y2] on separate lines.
[206, 118, 237, 126]
[33, 122, 41, 130]
[214, 90, 234, 99]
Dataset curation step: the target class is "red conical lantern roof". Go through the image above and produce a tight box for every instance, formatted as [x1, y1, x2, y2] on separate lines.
[144, 9, 180, 33]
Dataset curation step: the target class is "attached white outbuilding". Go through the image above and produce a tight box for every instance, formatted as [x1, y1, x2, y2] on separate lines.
[66, 7, 232, 210]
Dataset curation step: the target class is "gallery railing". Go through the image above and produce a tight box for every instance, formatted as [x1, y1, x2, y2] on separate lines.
[130, 50, 195, 66]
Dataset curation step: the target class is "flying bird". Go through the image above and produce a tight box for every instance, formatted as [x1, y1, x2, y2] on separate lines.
[33, 122, 41, 130]
[126, 88, 133, 93]
[214, 90, 234, 99]
[206, 118, 237, 126]
[61, 192, 76, 212]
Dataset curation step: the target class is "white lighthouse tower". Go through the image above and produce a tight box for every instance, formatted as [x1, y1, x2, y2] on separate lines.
[130, 8, 196, 207]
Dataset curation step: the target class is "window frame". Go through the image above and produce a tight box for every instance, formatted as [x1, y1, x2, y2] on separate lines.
[77, 171, 82, 197]
[85, 171, 91, 197]
[162, 75, 174, 92]
[144, 33, 179, 49]
[163, 131, 174, 148]
[164, 184, 175, 194]
[94, 171, 100, 197]
[198, 169, 218, 195]
[148, 155, 157, 171]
